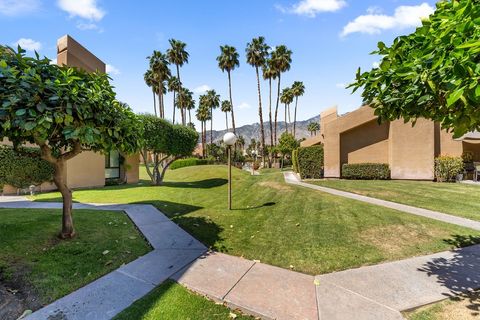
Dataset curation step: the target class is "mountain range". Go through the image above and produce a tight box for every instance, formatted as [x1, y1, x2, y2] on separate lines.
[203, 115, 320, 144]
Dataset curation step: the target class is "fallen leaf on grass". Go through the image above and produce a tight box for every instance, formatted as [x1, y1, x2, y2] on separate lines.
[229, 312, 238, 319]
[102, 250, 110, 255]
[105, 260, 113, 266]
[128, 236, 137, 240]
[295, 223, 300, 227]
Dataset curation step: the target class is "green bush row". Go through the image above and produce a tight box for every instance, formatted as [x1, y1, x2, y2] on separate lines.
[297, 145, 324, 179]
[292, 149, 300, 173]
[342, 163, 390, 180]
[170, 157, 214, 170]
[434, 156, 463, 182]
[0, 145, 55, 189]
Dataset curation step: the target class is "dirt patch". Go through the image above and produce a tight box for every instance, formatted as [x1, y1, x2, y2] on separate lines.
[258, 181, 293, 191]
[406, 291, 480, 319]
[359, 224, 445, 256]
[0, 264, 43, 320]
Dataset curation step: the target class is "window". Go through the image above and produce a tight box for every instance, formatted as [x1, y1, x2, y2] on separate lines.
[105, 150, 120, 179]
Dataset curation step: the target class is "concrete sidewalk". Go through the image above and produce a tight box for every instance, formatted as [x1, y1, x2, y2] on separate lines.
[284, 171, 480, 231]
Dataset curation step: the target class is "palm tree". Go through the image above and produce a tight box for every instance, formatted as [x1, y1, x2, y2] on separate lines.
[280, 87, 294, 134]
[196, 104, 211, 158]
[216, 45, 239, 133]
[177, 87, 194, 124]
[262, 63, 278, 151]
[291, 81, 305, 137]
[221, 100, 232, 130]
[148, 50, 171, 118]
[144, 69, 158, 117]
[167, 76, 181, 124]
[184, 89, 196, 124]
[237, 135, 245, 151]
[271, 45, 292, 144]
[307, 122, 320, 136]
[246, 36, 270, 166]
[204, 89, 220, 145]
[167, 39, 189, 124]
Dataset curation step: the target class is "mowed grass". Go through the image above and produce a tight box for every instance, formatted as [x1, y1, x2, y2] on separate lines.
[309, 179, 480, 221]
[114, 280, 253, 320]
[34, 165, 480, 275]
[0, 208, 151, 304]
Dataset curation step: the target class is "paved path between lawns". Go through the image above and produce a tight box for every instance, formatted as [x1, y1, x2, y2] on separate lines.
[284, 171, 480, 231]
[2, 197, 480, 319]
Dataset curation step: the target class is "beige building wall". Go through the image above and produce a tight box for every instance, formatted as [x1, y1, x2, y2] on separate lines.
[124, 154, 140, 184]
[66, 152, 106, 189]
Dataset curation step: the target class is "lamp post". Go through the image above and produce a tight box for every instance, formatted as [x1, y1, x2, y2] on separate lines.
[223, 132, 237, 210]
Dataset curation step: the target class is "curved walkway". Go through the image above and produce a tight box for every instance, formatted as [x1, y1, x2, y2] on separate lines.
[2, 191, 480, 319]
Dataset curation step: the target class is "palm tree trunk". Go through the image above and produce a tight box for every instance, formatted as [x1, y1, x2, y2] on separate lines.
[152, 90, 157, 117]
[210, 107, 213, 146]
[268, 78, 273, 163]
[255, 67, 265, 168]
[274, 73, 281, 145]
[201, 121, 205, 158]
[293, 96, 298, 138]
[285, 103, 288, 133]
[225, 112, 229, 130]
[188, 110, 191, 124]
[288, 103, 291, 126]
[228, 71, 236, 134]
[172, 91, 176, 124]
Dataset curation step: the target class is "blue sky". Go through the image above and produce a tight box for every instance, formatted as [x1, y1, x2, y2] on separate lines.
[0, 0, 436, 130]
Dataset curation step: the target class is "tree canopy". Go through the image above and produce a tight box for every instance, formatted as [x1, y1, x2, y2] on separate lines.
[350, 0, 480, 137]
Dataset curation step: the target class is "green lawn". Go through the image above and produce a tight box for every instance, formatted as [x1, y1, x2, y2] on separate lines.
[308, 179, 480, 221]
[114, 280, 252, 320]
[0, 208, 151, 304]
[33, 165, 480, 275]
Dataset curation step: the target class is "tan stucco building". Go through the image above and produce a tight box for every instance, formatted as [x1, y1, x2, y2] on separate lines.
[301, 105, 480, 180]
[2, 35, 139, 194]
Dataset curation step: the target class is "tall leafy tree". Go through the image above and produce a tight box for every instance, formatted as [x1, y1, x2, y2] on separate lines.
[246, 36, 270, 164]
[263, 62, 279, 151]
[237, 135, 245, 151]
[177, 87, 196, 125]
[167, 76, 181, 124]
[307, 122, 320, 136]
[271, 45, 292, 144]
[280, 87, 294, 134]
[196, 102, 211, 158]
[148, 50, 171, 118]
[291, 81, 305, 137]
[216, 45, 239, 133]
[221, 100, 232, 130]
[144, 69, 158, 117]
[0, 46, 141, 238]
[167, 39, 189, 125]
[350, 0, 480, 137]
[204, 89, 220, 145]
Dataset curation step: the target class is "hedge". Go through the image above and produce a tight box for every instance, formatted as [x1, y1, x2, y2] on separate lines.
[292, 149, 299, 173]
[0, 145, 54, 189]
[342, 163, 390, 180]
[170, 157, 214, 170]
[297, 145, 324, 179]
[434, 156, 463, 182]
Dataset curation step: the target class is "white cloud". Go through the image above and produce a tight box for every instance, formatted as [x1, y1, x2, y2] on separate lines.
[13, 38, 42, 51]
[193, 85, 211, 94]
[57, 0, 105, 21]
[0, 0, 40, 16]
[77, 22, 99, 30]
[341, 3, 434, 37]
[237, 102, 251, 110]
[278, 0, 346, 17]
[106, 64, 120, 75]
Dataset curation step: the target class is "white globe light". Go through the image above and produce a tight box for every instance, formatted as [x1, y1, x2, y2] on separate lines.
[223, 132, 237, 146]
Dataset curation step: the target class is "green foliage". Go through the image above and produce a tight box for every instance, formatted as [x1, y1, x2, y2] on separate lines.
[350, 0, 480, 137]
[462, 151, 474, 163]
[0, 46, 141, 155]
[434, 156, 464, 182]
[292, 149, 300, 173]
[297, 145, 324, 179]
[342, 163, 390, 180]
[307, 122, 320, 135]
[277, 132, 299, 156]
[0, 145, 54, 189]
[170, 158, 213, 170]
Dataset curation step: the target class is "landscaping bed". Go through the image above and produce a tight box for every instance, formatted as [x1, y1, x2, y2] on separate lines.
[0, 208, 151, 319]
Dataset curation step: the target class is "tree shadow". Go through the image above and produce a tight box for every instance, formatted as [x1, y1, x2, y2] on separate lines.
[416, 235, 480, 316]
[171, 216, 225, 251]
[160, 178, 227, 189]
[231, 201, 276, 211]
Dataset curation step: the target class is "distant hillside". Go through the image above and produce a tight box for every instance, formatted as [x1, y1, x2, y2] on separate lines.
[202, 115, 320, 144]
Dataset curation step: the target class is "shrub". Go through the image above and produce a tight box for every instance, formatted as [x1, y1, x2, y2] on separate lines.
[342, 163, 390, 180]
[297, 145, 324, 179]
[170, 157, 213, 170]
[462, 151, 474, 163]
[292, 149, 299, 173]
[434, 156, 464, 182]
[0, 145, 54, 189]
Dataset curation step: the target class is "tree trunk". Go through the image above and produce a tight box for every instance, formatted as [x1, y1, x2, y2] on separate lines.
[152, 90, 157, 117]
[285, 103, 288, 134]
[274, 73, 281, 145]
[158, 156, 180, 184]
[228, 71, 236, 134]
[268, 78, 273, 167]
[54, 160, 75, 239]
[293, 96, 298, 138]
[288, 103, 291, 126]
[255, 67, 266, 168]
[210, 107, 213, 146]
[172, 90, 176, 124]
[225, 112, 229, 130]
[188, 110, 191, 124]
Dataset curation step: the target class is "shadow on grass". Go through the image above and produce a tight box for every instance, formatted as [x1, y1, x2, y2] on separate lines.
[231, 202, 276, 211]
[416, 235, 480, 316]
[160, 178, 227, 189]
